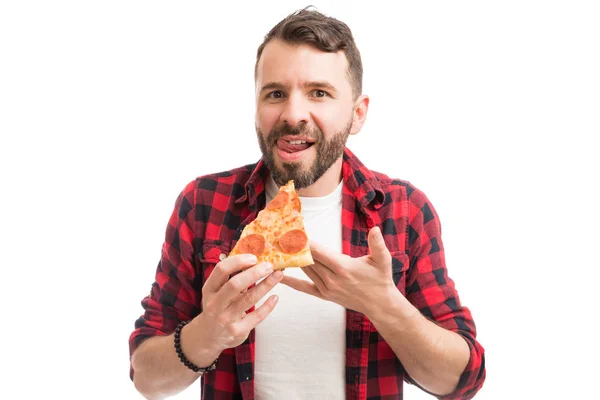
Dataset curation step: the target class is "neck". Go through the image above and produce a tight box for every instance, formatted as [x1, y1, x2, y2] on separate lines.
[297, 157, 343, 198]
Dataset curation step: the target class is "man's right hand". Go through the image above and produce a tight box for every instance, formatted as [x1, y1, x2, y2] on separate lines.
[182, 254, 283, 365]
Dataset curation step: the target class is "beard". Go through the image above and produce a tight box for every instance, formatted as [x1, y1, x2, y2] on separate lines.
[256, 119, 353, 189]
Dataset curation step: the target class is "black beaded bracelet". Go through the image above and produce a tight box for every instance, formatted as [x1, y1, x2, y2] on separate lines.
[174, 320, 218, 374]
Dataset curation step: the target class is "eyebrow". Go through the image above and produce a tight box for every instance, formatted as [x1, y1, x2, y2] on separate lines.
[259, 81, 338, 93]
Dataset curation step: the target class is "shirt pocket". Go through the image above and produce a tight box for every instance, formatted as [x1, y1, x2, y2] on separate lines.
[390, 251, 410, 296]
[197, 240, 232, 286]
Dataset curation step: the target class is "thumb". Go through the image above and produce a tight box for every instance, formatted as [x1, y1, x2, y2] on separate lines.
[367, 226, 391, 266]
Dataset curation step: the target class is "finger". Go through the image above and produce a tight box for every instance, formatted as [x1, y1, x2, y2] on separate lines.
[302, 265, 328, 292]
[203, 254, 258, 294]
[281, 275, 322, 298]
[211, 262, 274, 313]
[228, 270, 284, 317]
[309, 260, 336, 281]
[235, 294, 280, 332]
[367, 226, 392, 266]
[309, 241, 343, 273]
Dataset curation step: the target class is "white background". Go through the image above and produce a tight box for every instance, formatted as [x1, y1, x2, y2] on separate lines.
[1, 1, 599, 399]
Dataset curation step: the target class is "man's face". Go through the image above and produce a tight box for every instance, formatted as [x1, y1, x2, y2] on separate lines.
[255, 39, 357, 189]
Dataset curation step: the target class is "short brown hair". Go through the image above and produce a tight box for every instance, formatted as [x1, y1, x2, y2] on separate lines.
[255, 7, 363, 99]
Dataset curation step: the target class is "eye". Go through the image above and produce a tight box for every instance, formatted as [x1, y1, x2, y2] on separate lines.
[268, 91, 284, 99]
[312, 89, 328, 98]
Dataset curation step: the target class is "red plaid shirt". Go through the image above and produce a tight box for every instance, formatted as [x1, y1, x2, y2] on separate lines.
[129, 148, 486, 399]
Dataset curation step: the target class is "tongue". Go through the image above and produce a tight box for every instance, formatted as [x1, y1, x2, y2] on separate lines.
[276, 140, 312, 153]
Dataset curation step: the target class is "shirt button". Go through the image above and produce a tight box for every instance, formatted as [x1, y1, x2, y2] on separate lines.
[219, 253, 227, 261]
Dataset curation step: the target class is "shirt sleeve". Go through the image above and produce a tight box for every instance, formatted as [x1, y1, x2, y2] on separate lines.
[128, 180, 201, 380]
[404, 188, 486, 400]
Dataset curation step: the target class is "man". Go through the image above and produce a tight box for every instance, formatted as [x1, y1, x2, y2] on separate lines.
[129, 7, 486, 400]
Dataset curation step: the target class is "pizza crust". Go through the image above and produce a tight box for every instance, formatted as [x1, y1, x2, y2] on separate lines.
[271, 249, 314, 270]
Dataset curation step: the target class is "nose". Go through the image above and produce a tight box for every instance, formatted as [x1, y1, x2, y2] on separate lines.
[279, 93, 309, 128]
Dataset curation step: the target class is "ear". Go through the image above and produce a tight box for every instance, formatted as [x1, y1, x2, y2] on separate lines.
[350, 95, 370, 135]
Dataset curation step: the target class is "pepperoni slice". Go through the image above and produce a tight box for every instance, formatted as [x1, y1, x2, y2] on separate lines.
[278, 229, 308, 254]
[236, 234, 266, 256]
[266, 190, 289, 210]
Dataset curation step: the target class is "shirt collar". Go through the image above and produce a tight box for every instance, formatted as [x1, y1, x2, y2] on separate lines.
[235, 147, 385, 211]
[341, 147, 386, 210]
[234, 159, 269, 210]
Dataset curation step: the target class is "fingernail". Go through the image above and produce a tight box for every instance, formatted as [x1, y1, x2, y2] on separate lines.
[246, 255, 258, 264]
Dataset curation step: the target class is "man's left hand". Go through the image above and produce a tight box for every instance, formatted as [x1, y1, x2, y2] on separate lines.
[281, 226, 399, 315]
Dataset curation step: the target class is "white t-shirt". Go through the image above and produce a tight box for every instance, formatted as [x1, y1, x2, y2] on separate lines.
[254, 176, 346, 400]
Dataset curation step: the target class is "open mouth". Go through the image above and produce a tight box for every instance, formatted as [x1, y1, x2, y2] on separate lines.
[276, 139, 316, 153]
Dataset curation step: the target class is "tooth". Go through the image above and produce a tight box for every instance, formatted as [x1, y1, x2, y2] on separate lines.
[289, 140, 307, 145]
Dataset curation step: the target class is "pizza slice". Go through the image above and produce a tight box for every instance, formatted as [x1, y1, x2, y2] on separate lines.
[228, 180, 314, 270]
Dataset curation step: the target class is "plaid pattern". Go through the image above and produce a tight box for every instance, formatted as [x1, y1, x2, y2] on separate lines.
[129, 148, 486, 400]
